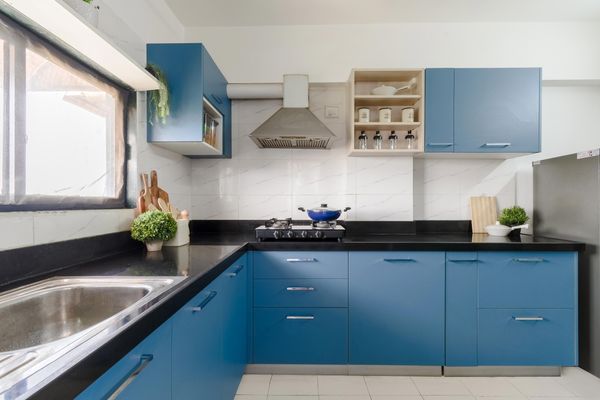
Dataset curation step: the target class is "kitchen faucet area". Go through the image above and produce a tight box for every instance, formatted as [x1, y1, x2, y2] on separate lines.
[1, 1, 600, 399]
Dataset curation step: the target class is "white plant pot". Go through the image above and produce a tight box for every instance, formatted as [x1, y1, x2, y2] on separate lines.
[63, 0, 100, 28]
[164, 220, 190, 247]
[145, 240, 164, 252]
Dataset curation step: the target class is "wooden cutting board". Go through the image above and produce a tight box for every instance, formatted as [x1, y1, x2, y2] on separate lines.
[470, 196, 498, 234]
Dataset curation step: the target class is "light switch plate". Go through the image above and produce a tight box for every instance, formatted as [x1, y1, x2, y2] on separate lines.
[325, 105, 339, 119]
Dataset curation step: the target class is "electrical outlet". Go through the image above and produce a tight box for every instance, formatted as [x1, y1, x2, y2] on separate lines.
[325, 105, 339, 119]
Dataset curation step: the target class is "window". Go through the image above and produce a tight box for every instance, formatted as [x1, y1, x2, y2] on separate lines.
[0, 14, 128, 210]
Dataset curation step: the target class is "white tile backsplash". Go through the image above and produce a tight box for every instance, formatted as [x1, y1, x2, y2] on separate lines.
[191, 85, 523, 221]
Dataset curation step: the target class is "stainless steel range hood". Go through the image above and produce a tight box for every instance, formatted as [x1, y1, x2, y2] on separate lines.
[248, 75, 336, 149]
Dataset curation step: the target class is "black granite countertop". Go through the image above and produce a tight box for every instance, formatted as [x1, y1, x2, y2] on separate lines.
[17, 228, 584, 399]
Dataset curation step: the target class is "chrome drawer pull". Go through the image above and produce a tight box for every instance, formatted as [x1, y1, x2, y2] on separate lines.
[285, 258, 317, 263]
[228, 264, 245, 277]
[482, 142, 511, 148]
[105, 354, 153, 400]
[513, 258, 545, 263]
[286, 287, 315, 292]
[191, 291, 217, 312]
[448, 259, 477, 263]
[286, 315, 315, 320]
[514, 316, 545, 321]
[427, 142, 453, 147]
[384, 258, 415, 262]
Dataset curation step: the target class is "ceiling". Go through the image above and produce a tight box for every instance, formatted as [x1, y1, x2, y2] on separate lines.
[165, 0, 600, 27]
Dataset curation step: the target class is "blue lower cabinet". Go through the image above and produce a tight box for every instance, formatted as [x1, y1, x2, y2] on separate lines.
[478, 308, 577, 366]
[172, 280, 224, 400]
[76, 321, 172, 400]
[349, 252, 445, 365]
[222, 255, 248, 400]
[253, 307, 348, 364]
[445, 252, 478, 366]
[254, 278, 348, 308]
[253, 251, 348, 279]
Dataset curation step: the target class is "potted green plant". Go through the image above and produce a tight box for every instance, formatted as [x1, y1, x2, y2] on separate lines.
[131, 210, 177, 252]
[146, 64, 170, 125]
[498, 205, 529, 236]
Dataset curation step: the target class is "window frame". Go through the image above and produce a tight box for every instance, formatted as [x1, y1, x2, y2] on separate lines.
[0, 12, 129, 212]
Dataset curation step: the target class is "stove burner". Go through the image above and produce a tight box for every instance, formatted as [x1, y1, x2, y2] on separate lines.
[264, 218, 292, 228]
[312, 220, 337, 229]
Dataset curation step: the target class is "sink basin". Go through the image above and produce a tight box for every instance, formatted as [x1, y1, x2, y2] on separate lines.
[0, 277, 178, 353]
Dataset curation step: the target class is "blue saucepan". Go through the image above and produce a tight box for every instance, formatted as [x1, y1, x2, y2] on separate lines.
[298, 204, 351, 222]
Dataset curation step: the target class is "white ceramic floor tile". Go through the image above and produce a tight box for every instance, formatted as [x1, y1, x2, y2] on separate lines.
[413, 376, 471, 395]
[268, 396, 318, 400]
[235, 396, 267, 400]
[508, 377, 575, 397]
[459, 377, 523, 397]
[365, 376, 420, 396]
[320, 396, 371, 400]
[318, 375, 369, 396]
[371, 395, 424, 400]
[557, 368, 600, 397]
[237, 374, 272, 395]
[423, 396, 475, 400]
[269, 375, 319, 395]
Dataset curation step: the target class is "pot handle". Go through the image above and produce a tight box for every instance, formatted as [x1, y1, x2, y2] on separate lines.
[298, 207, 306, 212]
[343, 207, 351, 212]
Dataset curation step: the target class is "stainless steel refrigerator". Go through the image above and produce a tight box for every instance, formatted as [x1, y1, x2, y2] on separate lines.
[534, 152, 600, 377]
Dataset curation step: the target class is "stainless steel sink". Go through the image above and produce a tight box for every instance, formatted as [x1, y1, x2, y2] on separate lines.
[0, 276, 184, 398]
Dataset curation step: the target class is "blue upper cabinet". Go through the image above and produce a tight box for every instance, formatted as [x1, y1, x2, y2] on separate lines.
[425, 69, 455, 153]
[146, 43, 231, 158]
[425, 67, 541, 154]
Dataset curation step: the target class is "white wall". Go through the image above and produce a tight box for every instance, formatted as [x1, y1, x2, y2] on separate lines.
[0, 1, 188, 251]
[185, 22, 600, 83]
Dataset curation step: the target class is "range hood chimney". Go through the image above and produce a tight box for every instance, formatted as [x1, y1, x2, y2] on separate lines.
[248, 75, 336, 149]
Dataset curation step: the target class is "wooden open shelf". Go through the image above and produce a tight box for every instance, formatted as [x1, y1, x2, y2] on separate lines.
[348, 69, 425, 156]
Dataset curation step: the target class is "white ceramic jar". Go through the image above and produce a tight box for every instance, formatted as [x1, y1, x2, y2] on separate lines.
[401, 107, 415, 123]
[379, 108, 392, 123]
[358, 108, 370, 122]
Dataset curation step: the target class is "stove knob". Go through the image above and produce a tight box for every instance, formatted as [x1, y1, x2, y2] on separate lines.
[314, 230, 323, 239]
[299, 231, 308, 238]
[273, 230, 282, 239]
[285, 230, 294, 239]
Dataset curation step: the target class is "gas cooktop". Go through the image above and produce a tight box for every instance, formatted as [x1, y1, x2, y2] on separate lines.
[255, 218, 345, 241]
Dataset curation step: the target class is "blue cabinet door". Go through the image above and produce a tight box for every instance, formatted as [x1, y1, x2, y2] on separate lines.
[76, 321, 172, 400]
[425, 69, 454, 153]
[253, 307, 348, 364]
[454, 68, 541, 153]
[222, 255, 248, 400]
[478, 308, 577, 366]
[349, 252, 445, 365]
[253, 251, 348, 279]
[172, 280, 223, 400]
[445, 252, 478, 366]
[202, 46, 230, 116]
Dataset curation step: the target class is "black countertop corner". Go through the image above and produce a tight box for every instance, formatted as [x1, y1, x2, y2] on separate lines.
[8, 220, 584, 399]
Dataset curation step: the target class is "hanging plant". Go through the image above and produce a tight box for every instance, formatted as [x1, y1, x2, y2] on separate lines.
[146, 64, 170, 125]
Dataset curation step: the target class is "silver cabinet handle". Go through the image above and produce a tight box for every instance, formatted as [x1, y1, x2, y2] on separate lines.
[286, 287, 315, 292]
[513, 258, 545, 263]
[427, 142, 453, 147]
[514, 316, 545, 321]
[482, 142, 511, 148]
[285, 258, 317, 262]
[384, 258, 415, 262]
[191, 291, 217, 312]
[286, 315, 315, 320]
[228, 264, 245, 277]
[448, 259, 477, 263]
[104, 354, 153, 400]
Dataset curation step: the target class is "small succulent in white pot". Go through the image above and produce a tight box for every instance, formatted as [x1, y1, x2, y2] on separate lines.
[131, 211, 178, 252]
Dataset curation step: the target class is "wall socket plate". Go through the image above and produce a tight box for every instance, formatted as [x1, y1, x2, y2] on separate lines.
[325, 105, 339, 119]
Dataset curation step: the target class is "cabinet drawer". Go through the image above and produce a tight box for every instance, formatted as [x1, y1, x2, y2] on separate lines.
[254, 279, 348, 308]
[478, 252, 577, 309]
[478, 309, 576, 366]
[254, 251, 348, 279]
[253, 308, 348, 364]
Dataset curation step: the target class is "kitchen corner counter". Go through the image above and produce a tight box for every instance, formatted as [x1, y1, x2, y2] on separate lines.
[9, 230, 583, 399]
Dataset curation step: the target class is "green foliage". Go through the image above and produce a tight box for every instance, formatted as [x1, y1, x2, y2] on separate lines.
[498, 205, 529, 227]
[131, 211, 177, 242]
[146, 64, 170, 125]
[82, 0, 93, 3]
